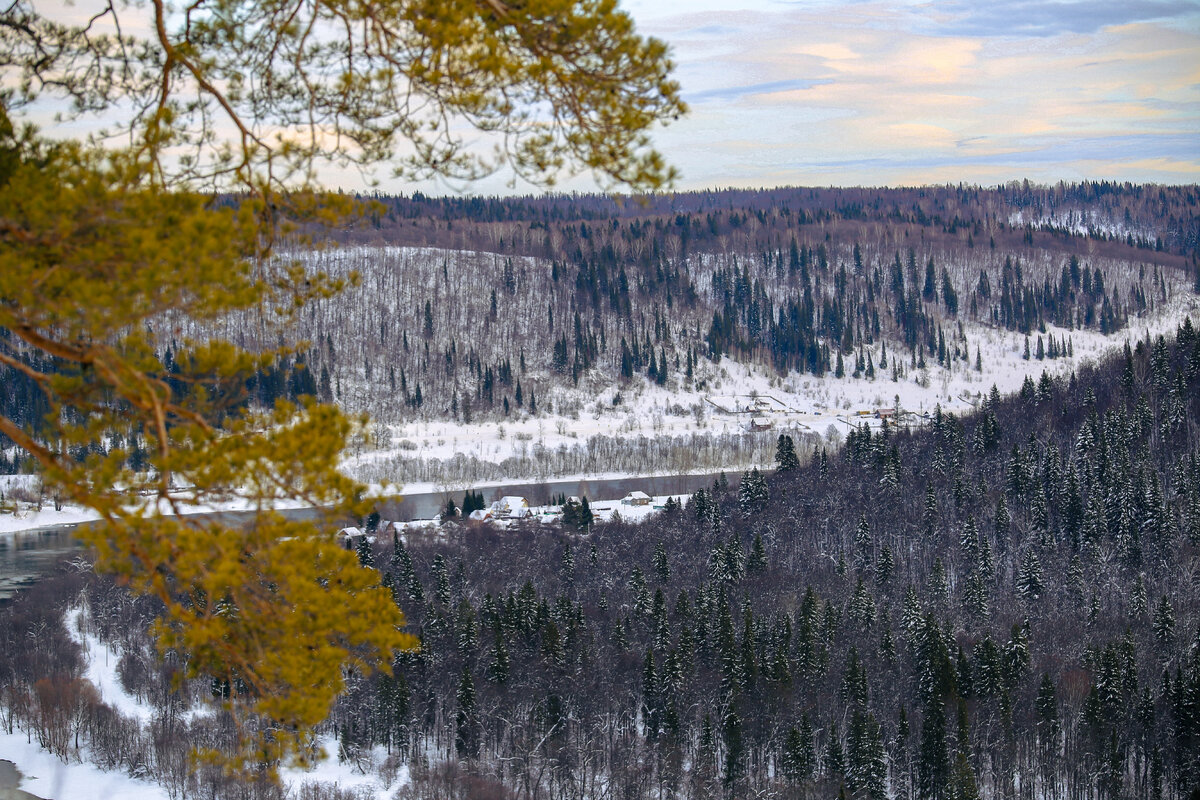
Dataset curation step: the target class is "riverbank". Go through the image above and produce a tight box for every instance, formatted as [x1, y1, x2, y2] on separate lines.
[0, 471, 720, 599]
[0, 469, 728, 536]
[0, 759, 46, 800]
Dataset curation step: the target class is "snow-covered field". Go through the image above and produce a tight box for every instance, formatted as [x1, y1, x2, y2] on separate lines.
[0, 605, 400, 800]
[0, 732, 167, 800]
[0, 485, 312, 537]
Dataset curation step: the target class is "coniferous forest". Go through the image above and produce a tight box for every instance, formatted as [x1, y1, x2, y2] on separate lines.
[3, 313, 1199, 799]
[2, 183, 1197, 492]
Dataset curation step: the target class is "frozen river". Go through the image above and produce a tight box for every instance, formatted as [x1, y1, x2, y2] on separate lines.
[0, 471, 720, 599]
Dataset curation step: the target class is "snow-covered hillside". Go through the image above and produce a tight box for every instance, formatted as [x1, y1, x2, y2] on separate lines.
[0, 603, 399, 800]
[344, 293, 1200, 492]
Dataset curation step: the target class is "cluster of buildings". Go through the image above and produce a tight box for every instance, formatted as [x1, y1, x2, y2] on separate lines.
[464, 490, 658, 525]
[338, 490, 681, 542]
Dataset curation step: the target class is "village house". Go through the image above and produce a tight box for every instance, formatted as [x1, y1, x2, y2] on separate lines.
[336, 526, 363, 545]
[621, 490, 651, 506]
[494, 496, 532, 519]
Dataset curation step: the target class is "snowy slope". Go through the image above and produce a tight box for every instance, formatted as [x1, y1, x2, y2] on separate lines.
[344, 294, 1200, 489]
[0, 604, 402, 800]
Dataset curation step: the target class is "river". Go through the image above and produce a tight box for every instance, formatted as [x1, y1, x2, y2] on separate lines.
[0, 472, 724, 599]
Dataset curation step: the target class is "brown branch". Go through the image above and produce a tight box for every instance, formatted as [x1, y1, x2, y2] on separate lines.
[150, 0, 266, 187]
[0, 414, 59, 472]
[0, 349, 51, 385]
[10, 325, 88, 362]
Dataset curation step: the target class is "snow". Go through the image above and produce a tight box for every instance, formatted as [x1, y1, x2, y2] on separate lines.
[66, 608, 155, 724]
[2, 294, 1194, 797]
[0, 506, 100, 535]
[0, 730, 169, 800]
[278, 737, 403, 800]
[4, 295, 1198, 536]
[344, 296, 1200, 486]
[0, 607, 408, 800]
[392, 492, 691, 534]
[0, 729, 399, 800]
[0, 493, 311, 538]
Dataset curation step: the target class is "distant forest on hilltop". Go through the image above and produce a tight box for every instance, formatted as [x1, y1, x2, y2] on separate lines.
[275, 183, 1200, 422]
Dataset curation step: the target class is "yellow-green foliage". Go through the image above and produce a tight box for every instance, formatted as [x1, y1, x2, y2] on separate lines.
[0, 110, 413, 777]
[0, 0, 682, 778]
[1, 0, 684, 192]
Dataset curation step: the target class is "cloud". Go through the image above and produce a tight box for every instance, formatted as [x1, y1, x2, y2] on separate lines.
[686, 24, 742, 36]
[928, 0, 1200, 38]
[685, 78, 834, 102]
[636, 2, 1200, 191]
[369, 0, 1200, 193]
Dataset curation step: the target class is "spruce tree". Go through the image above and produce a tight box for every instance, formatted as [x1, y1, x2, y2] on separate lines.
[775, 433, 800, 472]
[824, 719, 846, 783]
[918, 697, 949, 800]
[781, 716, 815, 782]
[848, 708, 887, 799]
[454, 667, 478, 758]
[722, 707, 745, 789]
[486, 630, 510, 685]
[1017, 550, 1043, 603]
[747, 532, 767, 574]
[855, 513, 873, 569]
[737, 468, 768, 514]
[652, 540, 670, 584]
[355, 534, 375, 569]
[1153, 595, 1176, 650]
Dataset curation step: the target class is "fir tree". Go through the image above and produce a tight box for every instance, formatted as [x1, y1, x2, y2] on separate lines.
[1153, 595, 1176, 651]
[455, 667, 478, 758]
[918, 697, 949, 800]
[847, 708, 887, 800]
[737, 468, 769, 514]
[747, 532, 767, 574]
[775, 433, 800, 472]
[781, 716, 815, 782]
[824, 719, 846, 783]
[652, 540, 670, 584]
[722, 707, 745, 789]
[355, 533, 375, 569]
[486, 629, 510, 685]
[854, 513, 873, 569]
[1017, 550, 1043, 603]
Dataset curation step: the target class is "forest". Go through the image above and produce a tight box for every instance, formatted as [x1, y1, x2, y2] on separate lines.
[2, 184, 1197, 495]
[284, 183, 1198, 427]
[3, 311, 1198, 799]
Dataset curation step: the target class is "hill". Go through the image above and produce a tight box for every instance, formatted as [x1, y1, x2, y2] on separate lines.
[4, 311, 1197, 799]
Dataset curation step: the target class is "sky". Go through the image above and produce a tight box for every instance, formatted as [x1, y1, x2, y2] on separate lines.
[464, 0, 1200, 194]
[14, 0, 1200, 194]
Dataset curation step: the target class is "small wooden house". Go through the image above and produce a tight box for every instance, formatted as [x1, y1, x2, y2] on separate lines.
[622, 490, 652, 506]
